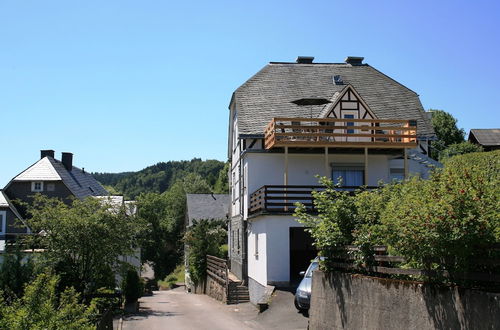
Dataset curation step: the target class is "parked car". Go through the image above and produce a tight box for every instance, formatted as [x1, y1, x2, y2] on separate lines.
[294, 257, 322, 312]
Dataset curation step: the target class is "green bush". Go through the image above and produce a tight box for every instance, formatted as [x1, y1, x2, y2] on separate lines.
[0, 272, 95, 330]
[382, 150, 499, 274]
[439, 141, 483, 161]
[296, 150, 500, 280]
[184, 219, 227, 285]
[121, 268, 144, 304]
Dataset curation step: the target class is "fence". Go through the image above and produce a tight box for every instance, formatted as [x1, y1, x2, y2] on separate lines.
[329, 245, 500, 284]
[206, 255, 229, 303]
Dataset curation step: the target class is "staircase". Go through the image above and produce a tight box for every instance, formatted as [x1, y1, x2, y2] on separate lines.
[227, 280, 250, 304]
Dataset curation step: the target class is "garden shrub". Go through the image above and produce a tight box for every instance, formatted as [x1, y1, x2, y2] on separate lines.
[296, 150, 499, 281]
[121, 268, 144, 304]
[0, 272, 95, 330]
[184, 219, 227, 285]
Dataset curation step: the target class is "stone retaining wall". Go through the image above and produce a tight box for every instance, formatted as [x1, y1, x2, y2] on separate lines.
[309, 270, 500, 330]
[207, 276, 227, 303]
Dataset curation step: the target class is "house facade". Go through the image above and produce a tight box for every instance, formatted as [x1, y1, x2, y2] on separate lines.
[227, 56, 439, 304]
[1, 150, 109, 244]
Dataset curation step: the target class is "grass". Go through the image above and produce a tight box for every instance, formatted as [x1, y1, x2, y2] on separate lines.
[158, 264, 185, 290]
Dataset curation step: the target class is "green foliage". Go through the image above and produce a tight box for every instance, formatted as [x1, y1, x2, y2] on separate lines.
[429, 109, 466, 159]
[121, 268, 144, 304]
[213, 162, 230, 194]
[94, 158, 226, 199]
[0, 273, 96, 330]
[157, 264, 185, 290]
[439, 141, 483, 161]
[25, 195, 142, 294]
[184, 219, 227, 285]
[297, 151, 500, 280]
[137, 173, 213, 280]
[296, 177, 359, 263]
[0, 248, 35, 303]
[382, 150, 499, 274]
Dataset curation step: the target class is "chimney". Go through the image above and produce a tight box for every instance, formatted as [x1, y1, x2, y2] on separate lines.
[61, 152, 73, 171]
[40, 150, 55, 159]
[296, 56, 314, 64]
[345, 56, 364, 65]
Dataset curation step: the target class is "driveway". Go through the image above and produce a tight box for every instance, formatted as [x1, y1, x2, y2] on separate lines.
[121, 286, 308, 330]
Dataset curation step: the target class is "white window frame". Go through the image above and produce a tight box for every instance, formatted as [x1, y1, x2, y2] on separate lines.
[0, 211, 6, 235]
[31, 181, 44, 192]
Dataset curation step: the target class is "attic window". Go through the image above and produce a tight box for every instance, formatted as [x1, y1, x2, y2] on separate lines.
[31, 182, 43, 192]
[333, 75, 343, 85]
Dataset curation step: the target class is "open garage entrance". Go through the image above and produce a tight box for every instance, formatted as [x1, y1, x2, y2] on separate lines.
[289, 227, 317, 285]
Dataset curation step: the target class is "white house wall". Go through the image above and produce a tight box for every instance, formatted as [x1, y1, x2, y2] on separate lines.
[244, 152, 393, 196]
[247, 218, 267, 286]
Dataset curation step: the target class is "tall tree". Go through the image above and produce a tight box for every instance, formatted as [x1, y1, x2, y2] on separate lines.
[429, 109, 465, 159]
[25, 195, 142, 294]
[137, 173, 212, 280]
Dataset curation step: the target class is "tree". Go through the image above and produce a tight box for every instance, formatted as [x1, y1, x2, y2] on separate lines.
[429, 109, 465, 159]
[0, 247, 35, 303]
[0, 273, 95, 330]
[213, 162, 230, 194]
[184, 219, 227, 285]
[137, 173, 213, 280]
[25, 195, 142, 294]
[439, 141, 483, 161]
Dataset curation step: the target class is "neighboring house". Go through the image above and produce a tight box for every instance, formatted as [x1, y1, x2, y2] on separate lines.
[468, 129, 500, 151]
[184, 193, 230, 292]
[0, 190, 29, 240]
[1, 149, 109, 239]
[227, 56, 439, 304]
[3, 149, 108, 219]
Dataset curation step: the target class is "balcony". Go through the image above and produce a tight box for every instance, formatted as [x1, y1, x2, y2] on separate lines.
[248, 185, 377, 215]
[264, 118, 417, 150]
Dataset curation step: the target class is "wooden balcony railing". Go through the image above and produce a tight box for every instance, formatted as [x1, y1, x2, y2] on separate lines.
[264, 118, 418, 149]
[248, 185, 377, 215]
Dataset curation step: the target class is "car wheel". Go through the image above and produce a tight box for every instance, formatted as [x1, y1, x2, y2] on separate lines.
[294, 297, 306, 312]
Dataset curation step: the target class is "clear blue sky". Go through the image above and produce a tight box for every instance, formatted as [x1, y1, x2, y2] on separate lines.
[1, 0, 499, 186]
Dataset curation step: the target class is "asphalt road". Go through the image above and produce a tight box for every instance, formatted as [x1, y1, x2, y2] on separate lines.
[122, 287, 258, 330]
[122, 286, 308, 330]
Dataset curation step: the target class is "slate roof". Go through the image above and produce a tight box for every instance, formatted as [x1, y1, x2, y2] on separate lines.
[10, 156, 108, 199]
[186, 194, 230, 226]
[0, 190, 9, 207]
[469, 129, 500, 146]
[232, 61, 435, 138]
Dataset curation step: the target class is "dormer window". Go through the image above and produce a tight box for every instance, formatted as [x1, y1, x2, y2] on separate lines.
[31, 181, 44, 192]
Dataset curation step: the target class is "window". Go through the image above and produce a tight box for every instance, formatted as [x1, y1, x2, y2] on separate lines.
[46, 183, 55, 192]
[0, 211, 5, 234]
[390, 168, 405, 181]
[254, 233, 259, 259]
[237, 229, 240, 254]
[344, 114, 355, 134]
[332, 166, 364, 187]
[31, 182, 43, 192]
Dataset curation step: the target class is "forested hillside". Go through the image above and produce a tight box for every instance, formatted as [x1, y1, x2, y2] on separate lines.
[93, 158, 228, 199]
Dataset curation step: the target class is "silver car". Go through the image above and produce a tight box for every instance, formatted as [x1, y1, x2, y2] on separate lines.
[294, 258, 321, 311]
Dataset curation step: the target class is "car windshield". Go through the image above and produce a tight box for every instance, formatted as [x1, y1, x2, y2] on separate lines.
[305, 262, 319, 278]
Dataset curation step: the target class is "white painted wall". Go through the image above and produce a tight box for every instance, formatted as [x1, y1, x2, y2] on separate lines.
[247, 215, 306, 286]
[247, 218, 267, 286]
[244, 153, 394, 201]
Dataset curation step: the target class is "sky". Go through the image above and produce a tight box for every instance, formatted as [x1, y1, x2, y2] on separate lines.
[1, 0, 499, 186]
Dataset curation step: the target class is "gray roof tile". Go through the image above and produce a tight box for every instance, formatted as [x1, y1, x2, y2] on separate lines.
[469, 129, 500, 146]
[186, 194, 230, 226]
[233, 62, 435, 138]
